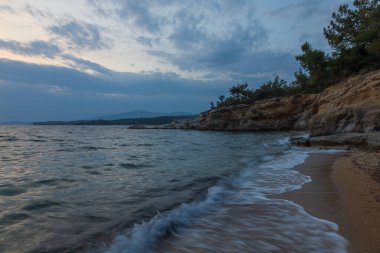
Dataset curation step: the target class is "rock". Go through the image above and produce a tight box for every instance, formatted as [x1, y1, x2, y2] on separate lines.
[168, 117, 200, 129]
[308, 70, 380, 136]
[197, 97, 315, 131]
[308, 132, 380, 150]
[196, 70, 380, 137]
[128, 124, 146, 129]
[291, 136, 311, 147]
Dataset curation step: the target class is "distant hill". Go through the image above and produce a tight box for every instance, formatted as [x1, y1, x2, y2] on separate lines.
[0, 121, 32, 125]
[34, 115, 196, 126]
[89, 110, 194, 121]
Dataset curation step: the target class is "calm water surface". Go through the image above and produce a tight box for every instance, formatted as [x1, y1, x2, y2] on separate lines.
[0, 126, 347, 253]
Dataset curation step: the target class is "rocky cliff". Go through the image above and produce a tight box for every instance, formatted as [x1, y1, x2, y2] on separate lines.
[197, 70, 380, 136]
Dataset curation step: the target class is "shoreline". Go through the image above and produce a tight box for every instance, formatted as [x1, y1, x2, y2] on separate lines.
[277, 152, 380, 253]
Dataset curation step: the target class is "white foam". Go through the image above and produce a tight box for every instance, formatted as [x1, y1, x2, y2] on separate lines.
[228, 149, 311, 202]
[102, 184, 225, 253]
[156, 198, 348, 253]
[102, 147, 348, 253]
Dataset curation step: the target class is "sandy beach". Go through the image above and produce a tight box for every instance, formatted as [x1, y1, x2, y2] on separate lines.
[278, 152, 380, 253]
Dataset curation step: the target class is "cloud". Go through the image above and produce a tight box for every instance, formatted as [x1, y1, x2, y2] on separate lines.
[46, 85, 69, 94]
[0, 4, 15, 13]
[268, 0, 321, 19]
[95, 1, 270, 77]
[0, 58, 110, 92]
[87, 0, 304, 81]
[150, 17, 270, 74]
[116, 1, 163, 33]
[49, 20, 111, 50]
[24, 3, 52, 19]
[90, 0, 165, 34]
[0, 58, 234, 121]
[0, 39, 61, 58]
[62, 54, 111, 75]
[0, 58, 220, 96]
[136, 36, 159, 47]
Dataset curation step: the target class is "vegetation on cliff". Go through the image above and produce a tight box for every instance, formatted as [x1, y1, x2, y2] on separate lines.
[212, 0, 380, 108]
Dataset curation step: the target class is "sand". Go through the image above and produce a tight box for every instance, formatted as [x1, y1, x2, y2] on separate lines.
[277, 152, 380, 253]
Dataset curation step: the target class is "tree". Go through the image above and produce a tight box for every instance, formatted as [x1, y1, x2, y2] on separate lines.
[216, 95, 225, 107]
[229, 83, 249, 100]
[323, 0, 380, 73]
[252, 76, 290, 99]
[224, 82, 255, 104]
[294, 69, 309, 90]
[295, 42, 330, 92]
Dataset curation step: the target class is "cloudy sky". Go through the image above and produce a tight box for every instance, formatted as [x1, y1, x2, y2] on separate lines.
[0, 0, 350, 121]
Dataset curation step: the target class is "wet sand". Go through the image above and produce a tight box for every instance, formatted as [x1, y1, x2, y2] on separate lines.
[278, 152, 380, 253]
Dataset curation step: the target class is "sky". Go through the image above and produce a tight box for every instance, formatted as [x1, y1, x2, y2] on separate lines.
[0, 0, 351, 122]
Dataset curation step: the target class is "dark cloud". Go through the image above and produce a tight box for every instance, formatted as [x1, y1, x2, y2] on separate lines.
[93, 1, 269, 77]
[50, 21, 111, 50]
[224, 51, 300, 81]
[62, 54, 111, 75]
[150, 49, 298, 85]
[0, 56, 296, 121]
[88, 1, 282, 80]
[0, 39, 61, 58]
[0, 58, 107, 92]
[0, 58, 234, 121]
[91, 0, 165, 33]
[117, 1, 163, 33]
[167, 9, 207, 50]
[151, 20, 269, 73]
[0, 58, 231, 97]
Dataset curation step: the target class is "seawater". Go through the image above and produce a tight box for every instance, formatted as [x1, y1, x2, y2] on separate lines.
[0, 126, 347, 253]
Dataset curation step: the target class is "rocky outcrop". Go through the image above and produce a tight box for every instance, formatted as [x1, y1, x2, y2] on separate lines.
[308, 71, 380, 136]
[168, 118, 200, 129]
[130, 117, 199, 130]
[197, 70, 380, 136]
[292, 133, 380, 150]
[128, 124, 146, 129]
[197, 95, 316, 131]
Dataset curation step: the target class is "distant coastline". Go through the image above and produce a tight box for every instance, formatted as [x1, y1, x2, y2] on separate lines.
[33, 115, 196, 126]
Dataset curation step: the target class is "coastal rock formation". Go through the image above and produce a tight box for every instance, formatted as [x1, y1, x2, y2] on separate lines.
[197, 95, 316, 131]
[309, 71, 380, 136]
[196, 70, 380, 136]
[292, 133, 380, 150]
[168, 117, 200, 129]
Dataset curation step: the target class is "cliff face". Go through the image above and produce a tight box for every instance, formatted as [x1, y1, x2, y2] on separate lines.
[197, 70, 380, 136]
[308, 71, 380, 136]
[197, 95, 316, 131]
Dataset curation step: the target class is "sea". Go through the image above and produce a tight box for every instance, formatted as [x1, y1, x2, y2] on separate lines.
[0, 126, 347, 253]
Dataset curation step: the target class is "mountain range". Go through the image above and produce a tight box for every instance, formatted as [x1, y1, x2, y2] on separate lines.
[1, 111, 196, 125]
[88, 110, 194, 121]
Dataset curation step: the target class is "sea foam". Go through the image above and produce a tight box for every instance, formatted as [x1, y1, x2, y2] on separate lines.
[102, 146, 347, 253]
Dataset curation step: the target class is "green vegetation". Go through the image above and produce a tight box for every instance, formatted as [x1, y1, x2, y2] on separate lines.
[213, 0, 380, 108]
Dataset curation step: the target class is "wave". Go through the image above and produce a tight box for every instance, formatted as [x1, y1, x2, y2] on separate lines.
[0, 186, 26, 196]
[119, 163, 153, 169]
[21, 200, 62, 211]
[102, 184, 225, 253]
[100, 147, 349, 253]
